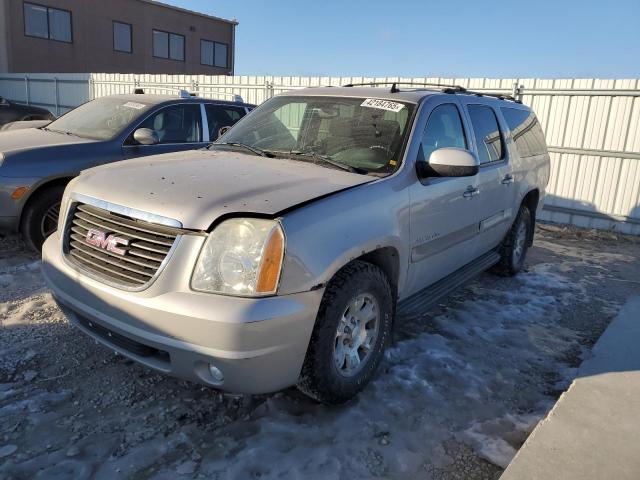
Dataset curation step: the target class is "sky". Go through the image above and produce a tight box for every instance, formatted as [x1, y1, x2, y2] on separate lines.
[166, 0, 640, 78]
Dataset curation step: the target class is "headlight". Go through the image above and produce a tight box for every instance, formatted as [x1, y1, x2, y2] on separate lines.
[192, 218, 285, 296]
[0, 152, 5, 167]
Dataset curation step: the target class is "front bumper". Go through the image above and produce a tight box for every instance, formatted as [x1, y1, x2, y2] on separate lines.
[42, 233, 324, 394]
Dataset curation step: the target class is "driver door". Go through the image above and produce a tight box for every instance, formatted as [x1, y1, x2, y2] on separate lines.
[405, 100, 482, 297]
[122, 103, 206, 159]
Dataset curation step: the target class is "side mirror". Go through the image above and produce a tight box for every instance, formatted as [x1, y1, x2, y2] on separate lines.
[416, 147, 479, 179]
[217, 125, 232, 139]
[0, 97, 9, 107]
[133, 128, 159, 146]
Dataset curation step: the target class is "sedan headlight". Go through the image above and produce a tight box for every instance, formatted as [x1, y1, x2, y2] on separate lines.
[192, 218, 285, 296]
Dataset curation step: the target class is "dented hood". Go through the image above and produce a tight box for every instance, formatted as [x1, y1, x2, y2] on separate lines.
[73, 149, 373, 230]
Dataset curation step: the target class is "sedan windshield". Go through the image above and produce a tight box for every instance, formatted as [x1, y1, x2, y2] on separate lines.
[46, 97, 154, 141]
[216, 96, 415, 175]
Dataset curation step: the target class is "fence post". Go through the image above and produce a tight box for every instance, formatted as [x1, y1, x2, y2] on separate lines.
[24, 76, 30, 105]
[265, 79, 274, 100]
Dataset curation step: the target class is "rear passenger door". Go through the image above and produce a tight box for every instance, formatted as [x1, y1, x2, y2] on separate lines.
[460, 101, 517, 253]
[122, 103, 206, 158]
[204, 103, 248, 141]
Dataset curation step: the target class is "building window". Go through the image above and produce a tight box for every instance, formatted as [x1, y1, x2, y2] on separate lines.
[153, 30, 184, 61]
[113, 21, 132, 53]
[24, 2, 72, 43]
[200, 40, 228, 68]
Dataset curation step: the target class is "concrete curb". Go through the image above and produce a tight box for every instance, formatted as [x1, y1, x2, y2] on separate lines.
[501, 296, 640, 480]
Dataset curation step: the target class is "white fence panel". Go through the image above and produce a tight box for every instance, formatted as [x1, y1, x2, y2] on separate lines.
[1, 73, 639, 234]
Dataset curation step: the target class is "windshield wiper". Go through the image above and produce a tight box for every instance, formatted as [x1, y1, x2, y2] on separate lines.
[212, 142, 273, 157]
[288, 150, 368, 175]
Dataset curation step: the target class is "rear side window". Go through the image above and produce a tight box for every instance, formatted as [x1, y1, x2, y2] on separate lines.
[501, 108, 547, 158]
[467, 105, 504, 165]
[421, 103, 467, 160]
[205, 104, 246, 139]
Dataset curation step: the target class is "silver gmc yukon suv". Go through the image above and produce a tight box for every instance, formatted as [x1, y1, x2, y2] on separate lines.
[42, 83, 550, 404]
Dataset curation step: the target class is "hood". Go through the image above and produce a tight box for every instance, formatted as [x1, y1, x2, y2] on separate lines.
[74, 149, 373, 230]
[0, 128, 94, 154]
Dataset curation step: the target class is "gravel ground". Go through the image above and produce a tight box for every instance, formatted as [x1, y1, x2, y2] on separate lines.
[0, 225, 638, 480]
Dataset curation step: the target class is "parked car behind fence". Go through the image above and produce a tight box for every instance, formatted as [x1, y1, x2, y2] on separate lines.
[0, 90, 254, 250]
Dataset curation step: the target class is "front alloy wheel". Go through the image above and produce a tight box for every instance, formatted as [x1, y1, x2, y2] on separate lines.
[298, 261, 393, 405]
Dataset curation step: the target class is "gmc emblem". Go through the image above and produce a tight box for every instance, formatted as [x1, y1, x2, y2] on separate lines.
[85, 228, 129, 256]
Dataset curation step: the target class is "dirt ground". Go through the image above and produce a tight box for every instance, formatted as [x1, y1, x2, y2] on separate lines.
[1, 225, 639, 480]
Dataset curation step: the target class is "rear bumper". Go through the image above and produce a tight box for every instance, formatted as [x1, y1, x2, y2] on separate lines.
[42, 233, 324, 394]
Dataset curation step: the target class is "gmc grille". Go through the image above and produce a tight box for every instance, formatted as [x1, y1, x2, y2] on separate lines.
[65, 203, 180, 288]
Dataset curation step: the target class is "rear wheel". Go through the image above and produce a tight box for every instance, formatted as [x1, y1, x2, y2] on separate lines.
[297, 261, 393, 405]
[491, 204, 532, 276]
[20, 185, 65, 252]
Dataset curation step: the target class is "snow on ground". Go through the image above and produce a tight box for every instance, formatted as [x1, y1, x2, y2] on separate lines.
[0, 226, 639, 479]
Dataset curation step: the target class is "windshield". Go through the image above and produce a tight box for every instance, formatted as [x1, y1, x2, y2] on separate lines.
[46, 97, 154, 140]
[217, 95, 415, 175]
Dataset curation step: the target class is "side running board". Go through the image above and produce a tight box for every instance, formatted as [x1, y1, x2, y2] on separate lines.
[397, 249, 501, 318]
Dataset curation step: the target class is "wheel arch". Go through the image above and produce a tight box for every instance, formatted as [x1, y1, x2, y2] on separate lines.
[521, 188, 540, 246]
[19, 176, 74, 228]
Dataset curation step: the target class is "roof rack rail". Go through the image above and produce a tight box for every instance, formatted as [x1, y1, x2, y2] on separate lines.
[133, 87, 196, 98]
[463, 89, 520, 103]
[132, 87, 244, 103]
[342, 81, 466, 93]
[341, 81, 522, 103]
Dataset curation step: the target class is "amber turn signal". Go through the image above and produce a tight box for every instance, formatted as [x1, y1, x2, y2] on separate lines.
[256, 226, 285, 294]
[11, 186, 30, 200]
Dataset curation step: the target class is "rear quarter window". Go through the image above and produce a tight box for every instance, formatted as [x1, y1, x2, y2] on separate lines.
[501, 108, 548, 158]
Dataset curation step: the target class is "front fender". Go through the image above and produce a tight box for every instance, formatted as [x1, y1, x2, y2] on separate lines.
[278, 176, 411, 296]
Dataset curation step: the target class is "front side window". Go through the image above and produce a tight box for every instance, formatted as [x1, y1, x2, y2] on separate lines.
[217, 96, 416, 176]
[467, 105, 505, 165]
[24, 2, 72, 43]
[153, 30, 184, 61]
[113, 21, 132, 53]
[421, 103, 467, 160]
[201, 40, 228, 68]
[46, 97, 154, 141]
[205, 104, 246, 139]
[137, 104, 202, 144]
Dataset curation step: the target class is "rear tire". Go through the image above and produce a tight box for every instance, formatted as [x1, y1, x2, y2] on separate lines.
[297, 261, 394, 405]
[20, 185, 65, 252]
[491, 204, 532, 276]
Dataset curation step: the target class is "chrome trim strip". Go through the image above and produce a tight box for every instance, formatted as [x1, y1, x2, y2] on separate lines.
[200, 103, 210, 143]
[72, 193, 183, 228]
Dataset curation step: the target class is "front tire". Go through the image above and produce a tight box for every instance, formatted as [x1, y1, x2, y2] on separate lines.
[297, 261, 394, 405]
[491, 204, 532, 276]
[20, 185, 65, 252]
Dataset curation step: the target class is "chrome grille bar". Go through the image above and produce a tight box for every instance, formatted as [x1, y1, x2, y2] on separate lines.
[65, 202, 180, 288]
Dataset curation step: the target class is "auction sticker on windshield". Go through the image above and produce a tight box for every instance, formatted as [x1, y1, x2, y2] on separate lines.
[361, 98, 405, 112]
[123, 102, 147, 110]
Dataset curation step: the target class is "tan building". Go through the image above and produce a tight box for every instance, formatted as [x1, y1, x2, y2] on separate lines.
[0, 0, 236, 74]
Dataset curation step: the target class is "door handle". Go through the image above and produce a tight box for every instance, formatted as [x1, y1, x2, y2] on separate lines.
[501, 174, 515, 185]
[463, 186, 480, 198]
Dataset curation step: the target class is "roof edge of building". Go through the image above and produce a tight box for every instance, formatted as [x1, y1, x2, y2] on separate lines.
[136, 0, 238, 26]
